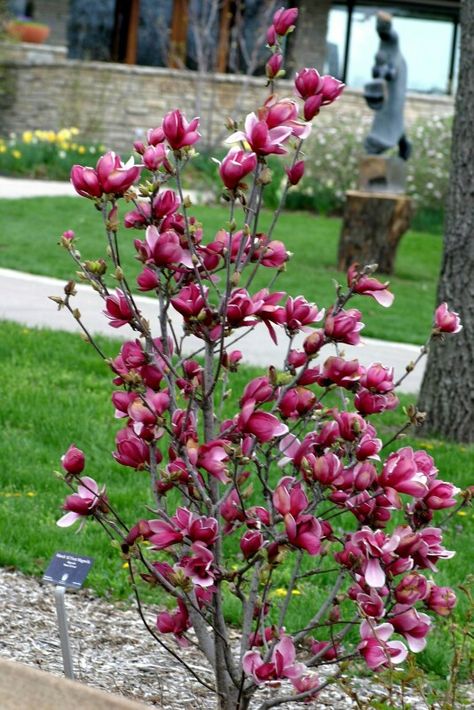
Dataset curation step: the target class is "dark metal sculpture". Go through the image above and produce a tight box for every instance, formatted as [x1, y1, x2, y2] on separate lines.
[364, 12, 411, 160]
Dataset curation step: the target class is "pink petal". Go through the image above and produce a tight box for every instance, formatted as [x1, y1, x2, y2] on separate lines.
[365, 558, 386, 588]
[370, 289, 394, 308]
[57, 511, 80, 527]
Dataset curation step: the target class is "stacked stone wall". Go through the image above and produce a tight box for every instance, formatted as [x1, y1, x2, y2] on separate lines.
[0, 42, 455, 154]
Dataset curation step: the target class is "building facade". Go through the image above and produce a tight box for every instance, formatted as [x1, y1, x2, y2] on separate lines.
[7, 1, 461, 96]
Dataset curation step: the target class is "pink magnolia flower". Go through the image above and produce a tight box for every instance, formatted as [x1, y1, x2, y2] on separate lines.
[359, 363, 394, 393]
[171, 283, 208, 319]
[70, 165, 103, 198]
[379, 447, 429, 498]
[148, 519, 183, 549]
[285, 296, 322, 332]
[147, 126, 165, 145]
[354, 388, 399, 416]
[266, 24, 277, 46]
[411, 527, 455, 571]
[61, 444, 85, 474]
[258, 239, 289, 268]
[112, 390, 136, 418]
[395, 573, 429, 605]
[324, 307, 364, 345]
[294, 68, 322, 99]
[335, 411, 367, 442]
[96, 151, 141, 194]
[319, 356, 361, 389]
[57, 477, 107, 528]
[285, 513, 322, 555]
[347, 528, 400, 588]
[124, 202, 151, 229]
[303, 94, 324, 121]
[226, 288, 260, 327]
[226, 112, 292, 156]
[135, 226, 184, 268]
[273, 477, 308, 517]
[425, 585, 457, 616]
[347, 264, 394, 307]
[422, 480, 460, 510]
[252, 289, 286, 343]
[104, 289, 134, 328]
[389, 604, 431, 652]
[259, 97, 311, 140]
[220, 489, 245, 532]
[272, 7, 299, 36]
[303, 329, 325, 355]
[278, 386, 317, 419]
[434, 302, 462, 333]
[286, 160, 305, 185]
[156, 599, 191, 647]
[240, 376, 275, 406]
[123, 519, 153, 546]
[240, 529, 264, 558]
[197, 440, 230, 483]
[356, 429, 383, 461]
[357, 589, 386, 619]
[221, 349, 243, 371]
[237, 401, 288, 443]
[243, 635, 304, 685]
[180, 541, 215, 587]
[218, 148, 257, 190]
[162, 110, 201, 150]
[152, 189, 181, 219]
[309, 452, 343, 486]
[142, 143, 168, 171]
[113, 426, 151, 469]
[266, 53, 283, 79]
[319, 75, 345, 104]
[358, 621, 408, 671]
[137, 266, 160, 291]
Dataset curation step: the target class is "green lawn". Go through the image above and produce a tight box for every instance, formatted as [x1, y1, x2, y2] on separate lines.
[0, 196, 442, 344]
[0, 320, 472, 686]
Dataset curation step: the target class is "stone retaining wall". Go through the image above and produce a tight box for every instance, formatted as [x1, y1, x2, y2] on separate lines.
[0, 42, 455, 154]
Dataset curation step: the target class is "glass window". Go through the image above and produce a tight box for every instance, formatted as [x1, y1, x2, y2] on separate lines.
[325, 4, 349, 80]
[345, 5, 457, 94]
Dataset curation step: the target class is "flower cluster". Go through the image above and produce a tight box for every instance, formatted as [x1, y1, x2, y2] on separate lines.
[0, 127, 104, 181]
[55, 8, 462, 708]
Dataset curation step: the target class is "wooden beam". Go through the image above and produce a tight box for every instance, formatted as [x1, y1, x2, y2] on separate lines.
[216, 0, 232, 73]
[169, 0, 190, 68]
[125, 0, 140, 65]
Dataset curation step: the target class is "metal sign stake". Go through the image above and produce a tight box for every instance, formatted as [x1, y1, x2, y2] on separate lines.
[54, 584, 75, 679]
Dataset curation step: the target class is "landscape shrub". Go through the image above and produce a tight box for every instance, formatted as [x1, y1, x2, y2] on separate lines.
[50, 8, 466, 708]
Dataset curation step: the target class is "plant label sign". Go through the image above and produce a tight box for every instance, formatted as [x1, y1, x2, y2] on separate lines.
[43, 551, 94, 589]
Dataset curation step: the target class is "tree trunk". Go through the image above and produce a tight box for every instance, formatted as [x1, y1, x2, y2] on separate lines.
[418, 0, 474, 443]
[338, 190, 412, 274]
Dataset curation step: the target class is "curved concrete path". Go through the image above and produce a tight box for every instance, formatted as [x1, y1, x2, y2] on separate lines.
[0, 176, 425, 392]
[0, 268, 424, 393]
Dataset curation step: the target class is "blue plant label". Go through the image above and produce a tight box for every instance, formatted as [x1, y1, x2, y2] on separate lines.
[43, 551, 94, 589]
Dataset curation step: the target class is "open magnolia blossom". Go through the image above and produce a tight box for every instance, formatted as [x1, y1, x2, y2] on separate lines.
[54, 7, 464, 710]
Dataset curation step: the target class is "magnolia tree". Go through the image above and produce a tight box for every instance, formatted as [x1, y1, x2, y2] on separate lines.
[54, 8, 463, 709]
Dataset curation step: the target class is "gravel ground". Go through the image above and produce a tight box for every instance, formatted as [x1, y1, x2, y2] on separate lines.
[0, 568, 471, 709]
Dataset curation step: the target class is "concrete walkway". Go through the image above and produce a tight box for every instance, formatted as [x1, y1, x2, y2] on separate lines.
[0, 175, 76, 198]
[0, 176, 425, 393]
[0, 268, 424, 393]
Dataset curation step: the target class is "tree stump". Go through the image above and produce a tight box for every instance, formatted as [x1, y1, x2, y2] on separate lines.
[337, 190, 412, 274]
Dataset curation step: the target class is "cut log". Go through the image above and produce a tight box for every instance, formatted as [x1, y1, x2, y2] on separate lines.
[338, 190, 412, 274]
